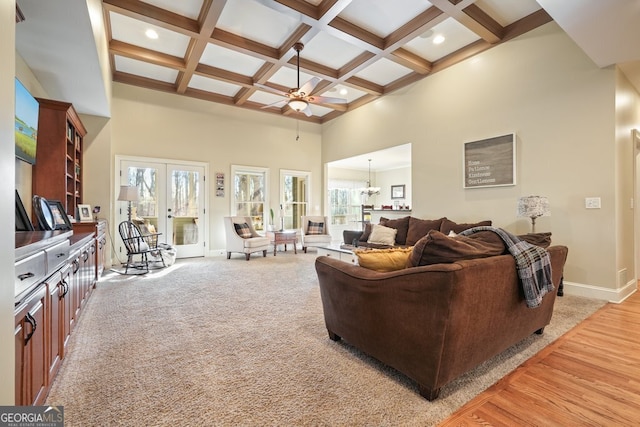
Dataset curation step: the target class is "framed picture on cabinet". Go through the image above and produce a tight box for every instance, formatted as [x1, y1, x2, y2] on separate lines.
[77, 204, 93, 222]
[15, 190, 34, 231]
[47, 199, 73, 230]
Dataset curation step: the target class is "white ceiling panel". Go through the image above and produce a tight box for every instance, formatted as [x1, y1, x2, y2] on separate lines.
[405, 18, 481, 62]
[140, 0, 204, 20]
[248, 90, 287, 106]
[268, 66, 315, 89]
[320, 84, 368, 104]
[339, 0, 433, 38]
[217, 0, 301, 48]
[475, 0, 542, 27]
[200, 43, 265, 76]
[188, 75, 242, 97]
[303, 32, 366, 70]
[114, 56, 179, 83]
[109, 12, 190, 58]
[355, 58, 413, 86]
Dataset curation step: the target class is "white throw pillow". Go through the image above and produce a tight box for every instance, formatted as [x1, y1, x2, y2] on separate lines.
[367, 224, 397, 246]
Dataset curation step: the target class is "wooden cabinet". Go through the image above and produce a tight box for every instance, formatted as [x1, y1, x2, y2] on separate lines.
[14, 284, 47, 406]
[32, 98, 87, 219]
[45, 267, 67, 385]
[14, 231, 93, 406]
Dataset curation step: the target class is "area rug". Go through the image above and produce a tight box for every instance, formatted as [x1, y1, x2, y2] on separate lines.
[45, 252, 606, 426]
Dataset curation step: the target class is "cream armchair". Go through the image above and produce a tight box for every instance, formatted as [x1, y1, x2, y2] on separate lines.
[224, 216, 270, 260]
[300, 215, 332, 253]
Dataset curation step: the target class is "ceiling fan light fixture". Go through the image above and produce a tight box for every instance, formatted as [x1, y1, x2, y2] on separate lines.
[288, 99, 308, 112]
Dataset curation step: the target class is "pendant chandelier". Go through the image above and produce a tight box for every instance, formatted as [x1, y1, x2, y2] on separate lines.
[361, 159, 380, 197]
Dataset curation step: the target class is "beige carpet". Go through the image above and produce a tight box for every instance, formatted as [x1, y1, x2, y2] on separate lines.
[46, 252, 606, 426]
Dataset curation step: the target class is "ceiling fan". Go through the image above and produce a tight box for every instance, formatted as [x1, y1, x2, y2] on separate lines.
[255, 42, 347, 117]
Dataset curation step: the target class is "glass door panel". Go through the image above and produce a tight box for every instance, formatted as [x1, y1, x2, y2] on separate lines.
[168, 164, 204, 258]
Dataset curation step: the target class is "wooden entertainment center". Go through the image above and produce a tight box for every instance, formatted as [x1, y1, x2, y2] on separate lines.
[14, 98, 106, 405]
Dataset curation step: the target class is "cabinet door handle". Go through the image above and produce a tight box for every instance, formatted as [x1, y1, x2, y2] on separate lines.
[18, 272, 35, 281]
[83, 251, 89, 261]
[61, 279, 69, 297]
[72, 259, 80, 273]
[56, 252, 66, 259]
[24, 312, 37, 345]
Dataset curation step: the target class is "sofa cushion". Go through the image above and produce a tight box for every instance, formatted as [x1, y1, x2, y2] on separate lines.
[234, 222, 252, 238]
[307, 220, 325, 235]
[355, 247, 413, 272]
[407, 229, 505, 267]
[406, 217, 445, 246]
[359, 223, 373, 242]
[518, 232, 552, 248]
[367, 224, 397, 246]
[379, 216, 411, 245]
[440, 218, 492, 235]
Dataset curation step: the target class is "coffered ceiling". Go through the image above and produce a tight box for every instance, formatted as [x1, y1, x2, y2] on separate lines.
[100, 0, 551, 123]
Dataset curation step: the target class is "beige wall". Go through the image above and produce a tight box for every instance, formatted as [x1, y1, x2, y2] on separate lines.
[1, 0, 16, 405]
[104, 83, 323, 252]
[322, 22, 632, 298]
[614, 69, 640, 293]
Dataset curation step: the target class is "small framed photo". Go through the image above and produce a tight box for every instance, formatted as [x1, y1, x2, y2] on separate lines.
[47, 199, 73, 230]
[77, 204, 93, 222]
[391, 184, 405, 199]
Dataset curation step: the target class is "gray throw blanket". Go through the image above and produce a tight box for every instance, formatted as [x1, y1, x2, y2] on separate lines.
[459, 226, 554, 308]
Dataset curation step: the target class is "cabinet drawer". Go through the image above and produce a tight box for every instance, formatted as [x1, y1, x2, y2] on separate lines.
[46, 240, 70, 273]
[15, 252, 46, 298]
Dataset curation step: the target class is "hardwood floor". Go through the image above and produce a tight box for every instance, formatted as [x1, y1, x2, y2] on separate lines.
[440, 291, 640, 426]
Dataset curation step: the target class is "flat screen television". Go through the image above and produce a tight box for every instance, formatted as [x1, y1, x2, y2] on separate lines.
[15, 77, 39, 165]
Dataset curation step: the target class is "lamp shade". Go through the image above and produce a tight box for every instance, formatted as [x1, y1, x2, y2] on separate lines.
[117, 185, 139, 202]
[517, 196, 550, 219]
[288, 99, 308, 112]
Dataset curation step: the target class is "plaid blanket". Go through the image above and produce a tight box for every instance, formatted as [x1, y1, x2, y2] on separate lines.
[459, 226, 554, 308]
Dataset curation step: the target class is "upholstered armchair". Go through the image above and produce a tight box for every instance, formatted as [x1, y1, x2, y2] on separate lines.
[300, 215, 332, 253]
[224, 216, 270, 260]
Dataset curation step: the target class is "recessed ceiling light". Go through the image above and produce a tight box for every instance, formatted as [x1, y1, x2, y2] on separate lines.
[145, 29, 158, 39]
[433, 34, 445, 45]
[339, 88, 348, 96]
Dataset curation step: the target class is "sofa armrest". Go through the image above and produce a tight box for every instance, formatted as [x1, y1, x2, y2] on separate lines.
[343, 230, 364, 244]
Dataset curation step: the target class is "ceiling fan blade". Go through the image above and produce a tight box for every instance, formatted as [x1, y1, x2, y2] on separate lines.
[260, 100, 287, 109]
[254, 82, 288, 97]
[308, 95, 347, 105]
[299, 77, 320, 96]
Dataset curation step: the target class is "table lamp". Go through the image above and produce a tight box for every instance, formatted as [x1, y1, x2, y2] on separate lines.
[517, 196, 550, 233]
[118, 185, 139, 222]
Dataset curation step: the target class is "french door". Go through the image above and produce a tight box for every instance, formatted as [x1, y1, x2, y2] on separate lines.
[118, 158, 207, 259]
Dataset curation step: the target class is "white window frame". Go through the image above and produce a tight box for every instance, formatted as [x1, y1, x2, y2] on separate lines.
[231, 165, 269, 231]
[280, 169, 311, 230]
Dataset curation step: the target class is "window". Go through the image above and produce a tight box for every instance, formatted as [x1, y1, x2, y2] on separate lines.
[232, 165, 269, 231]
[280, 169, 309, 229]
[328, 179, 366, 226]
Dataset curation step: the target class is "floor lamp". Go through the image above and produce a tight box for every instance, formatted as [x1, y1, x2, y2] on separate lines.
[118, 185, 139, 222]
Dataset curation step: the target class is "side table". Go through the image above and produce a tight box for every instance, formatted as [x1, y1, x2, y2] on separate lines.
[266, 230, 298, 256]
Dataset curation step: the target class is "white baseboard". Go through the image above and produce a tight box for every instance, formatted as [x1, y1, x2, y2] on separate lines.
[209, 249, 226, 257]
[562, 279, 637, 303]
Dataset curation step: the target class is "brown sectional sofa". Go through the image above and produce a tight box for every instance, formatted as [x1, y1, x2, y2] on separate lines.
[315, 244, 567, 400]
[317, 215, 563, 400]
